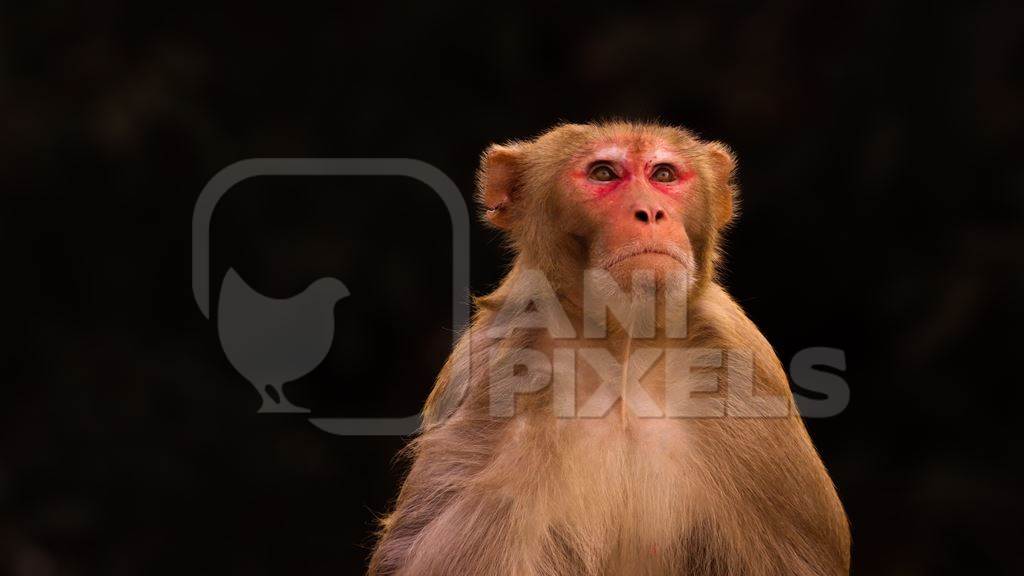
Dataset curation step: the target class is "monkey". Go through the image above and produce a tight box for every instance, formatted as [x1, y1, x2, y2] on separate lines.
[368, 122, 850, 575]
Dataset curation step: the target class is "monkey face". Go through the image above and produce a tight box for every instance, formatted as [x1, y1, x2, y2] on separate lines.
[478, 122, 736, 296]
[561, 135, 699, 288]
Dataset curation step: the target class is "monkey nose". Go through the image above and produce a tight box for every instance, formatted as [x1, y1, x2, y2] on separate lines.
[633, 206, 666, 224]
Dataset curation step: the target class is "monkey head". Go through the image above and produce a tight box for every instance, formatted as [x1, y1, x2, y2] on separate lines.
[478, 122, 737, 302]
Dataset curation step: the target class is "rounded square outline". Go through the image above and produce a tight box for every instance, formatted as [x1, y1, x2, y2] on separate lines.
[192, 158, 470, 436]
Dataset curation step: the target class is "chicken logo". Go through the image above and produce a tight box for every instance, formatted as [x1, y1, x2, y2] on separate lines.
[217, 268, 349, 412]
[192, 158, 471, 433]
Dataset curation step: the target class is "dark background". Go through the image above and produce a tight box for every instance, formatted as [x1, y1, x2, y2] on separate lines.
[2, 1, 1022, 574]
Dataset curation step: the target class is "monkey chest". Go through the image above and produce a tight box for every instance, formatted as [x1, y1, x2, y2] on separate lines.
[529, 417, 700, 565]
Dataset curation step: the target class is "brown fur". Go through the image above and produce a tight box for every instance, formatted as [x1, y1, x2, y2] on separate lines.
[369, 122, 850, 575]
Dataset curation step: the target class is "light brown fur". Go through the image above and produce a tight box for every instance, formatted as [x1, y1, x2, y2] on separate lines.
[369, 122, 850, 575]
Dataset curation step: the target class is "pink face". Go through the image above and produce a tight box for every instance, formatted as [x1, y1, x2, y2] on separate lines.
[564, 137, 699, 277]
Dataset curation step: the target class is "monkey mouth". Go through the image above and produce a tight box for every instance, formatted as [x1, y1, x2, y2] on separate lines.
[602, 243, 691, 270]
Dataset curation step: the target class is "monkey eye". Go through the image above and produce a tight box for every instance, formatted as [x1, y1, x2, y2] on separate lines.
[587, 162, 619, 182]
[651, 164, 677, 183]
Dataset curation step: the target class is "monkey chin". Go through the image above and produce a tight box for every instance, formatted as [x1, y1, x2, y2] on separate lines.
[606, 253, 693, 293]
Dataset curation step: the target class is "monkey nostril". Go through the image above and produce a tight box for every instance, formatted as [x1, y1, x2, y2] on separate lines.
[654, 210, 666, 222]
[634, 210, 650, 223]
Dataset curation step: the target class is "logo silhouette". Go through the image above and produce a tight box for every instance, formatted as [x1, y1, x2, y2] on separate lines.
[217, 268, 349, 412]
[193, 158, 469, 434]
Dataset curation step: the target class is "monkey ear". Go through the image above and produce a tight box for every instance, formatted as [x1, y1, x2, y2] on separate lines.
[477, 143, 523, 230]
[705, 141, 738, 229]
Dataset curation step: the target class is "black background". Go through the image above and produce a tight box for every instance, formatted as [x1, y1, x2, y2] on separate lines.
[2, 1, 1022, 574]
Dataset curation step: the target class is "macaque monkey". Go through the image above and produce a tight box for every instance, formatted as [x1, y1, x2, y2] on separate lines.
[369, 122, 850, 575]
